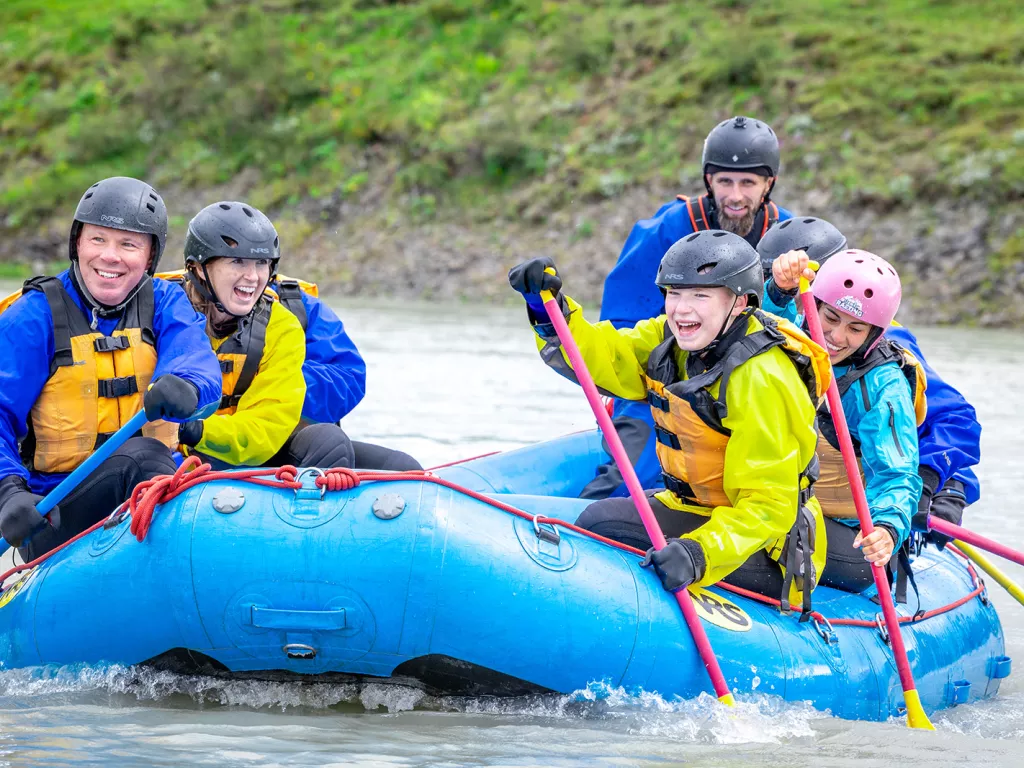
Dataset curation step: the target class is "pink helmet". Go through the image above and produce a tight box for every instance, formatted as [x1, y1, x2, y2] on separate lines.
[812, 249, 902, 330]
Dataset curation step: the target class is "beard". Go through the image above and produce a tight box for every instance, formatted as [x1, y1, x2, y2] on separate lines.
[717, 207, 756, 237]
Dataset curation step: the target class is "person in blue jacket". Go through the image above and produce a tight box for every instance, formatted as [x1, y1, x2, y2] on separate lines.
[588, 116, 794, 499]
[0, 177, 222, 559]
[760, 217, 981, 551]
[264, 274, 420, 472]
[767, 246, 922, 589]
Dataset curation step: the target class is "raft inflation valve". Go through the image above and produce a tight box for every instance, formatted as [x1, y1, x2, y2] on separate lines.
[212, 488, 245, 514]
[373, 493, 406, 519]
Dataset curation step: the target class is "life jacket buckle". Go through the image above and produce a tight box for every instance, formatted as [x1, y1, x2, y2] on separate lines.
[654, 425, 681, 450]
[646, 390, 670, 411]
[93, 335, 131, 353]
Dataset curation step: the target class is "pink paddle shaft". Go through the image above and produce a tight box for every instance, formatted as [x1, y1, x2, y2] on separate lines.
[799, 290, 922, 697]
[541, 294, 733, 702]
[930, 517, 1024, 567]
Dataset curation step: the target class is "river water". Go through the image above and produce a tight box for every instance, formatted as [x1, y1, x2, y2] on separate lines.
[2, 296, 1024, 767]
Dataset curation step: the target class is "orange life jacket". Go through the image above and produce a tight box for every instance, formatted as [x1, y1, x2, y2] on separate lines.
[676, 194, 780, 240]
[814, 339, 928, 519]
[0, 276, 177, 474]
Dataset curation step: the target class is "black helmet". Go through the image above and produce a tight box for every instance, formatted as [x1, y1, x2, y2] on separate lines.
[67, 176, 167, 318]
[756, 217, 848, 279]
[69, 176, 167, 273]
[656, 230, 763, 309]
[702, 116, 780, 197]
[184, 201, 280, 316]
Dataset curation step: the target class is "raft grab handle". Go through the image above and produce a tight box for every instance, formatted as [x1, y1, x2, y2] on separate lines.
[248, 605, 347, 631]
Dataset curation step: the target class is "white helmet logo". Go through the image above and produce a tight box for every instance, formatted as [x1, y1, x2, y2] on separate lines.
[834, 296, 864, 318]
[732, 154, 739, 162]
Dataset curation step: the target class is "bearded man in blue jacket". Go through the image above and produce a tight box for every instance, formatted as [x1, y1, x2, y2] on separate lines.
[587, 116, 794, 499]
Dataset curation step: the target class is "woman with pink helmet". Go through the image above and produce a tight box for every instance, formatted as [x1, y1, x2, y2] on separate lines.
[765, 247, 925, 594]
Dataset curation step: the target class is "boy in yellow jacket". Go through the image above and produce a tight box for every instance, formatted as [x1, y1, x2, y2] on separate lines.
[509, 231, 831, 613]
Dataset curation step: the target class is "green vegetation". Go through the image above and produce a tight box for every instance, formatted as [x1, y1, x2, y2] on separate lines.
[1, 0, 1022, 239]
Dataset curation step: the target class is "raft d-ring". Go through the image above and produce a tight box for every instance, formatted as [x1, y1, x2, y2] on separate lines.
[533, 515, 561, 545]
[875, 613, 890, 645]
[812, 615, 837, 645]
[294, 467, 327, 500]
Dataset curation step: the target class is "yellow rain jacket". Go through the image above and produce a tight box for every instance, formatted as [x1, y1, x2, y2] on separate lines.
[191, 298, 306, 466]
[535, 296, 830, 608]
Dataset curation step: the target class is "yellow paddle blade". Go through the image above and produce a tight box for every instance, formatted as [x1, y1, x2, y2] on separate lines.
[956, 541, 1024, 607]
[903, 689, 935, 730]
[718, 692, 736, 707]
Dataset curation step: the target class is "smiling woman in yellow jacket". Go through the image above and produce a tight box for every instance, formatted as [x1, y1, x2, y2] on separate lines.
[509, 231, 832, 615]
[173, 201, 309, 468]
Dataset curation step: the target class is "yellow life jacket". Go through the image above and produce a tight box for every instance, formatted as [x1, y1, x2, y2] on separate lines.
[815, 339, 928, 519]
[213, 296, 274, 415]
[155, 271, 315, 416]
[0, 276, 177, 474]
[643, 309, 832, 614]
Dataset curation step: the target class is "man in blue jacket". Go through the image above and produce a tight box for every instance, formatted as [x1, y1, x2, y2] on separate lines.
[759, 217, 981, 548]
[587, 116, 794, 499]
[0, 177, 223, 558]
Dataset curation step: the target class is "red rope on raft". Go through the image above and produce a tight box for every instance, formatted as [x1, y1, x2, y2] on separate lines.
[0, 459, 987, 632]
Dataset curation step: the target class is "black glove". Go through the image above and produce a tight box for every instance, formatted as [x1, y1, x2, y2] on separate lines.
[640, 538, 705, 593]
[0, 475, 60, 548]
[144, 375, 199, 421]
[508, 257, 562, 303]
[920, 479, 967, 550]
[177, 419, 205, 448]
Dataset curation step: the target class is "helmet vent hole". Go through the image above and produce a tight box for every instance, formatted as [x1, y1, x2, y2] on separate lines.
[219, 203, 231, 211]
[843, 279, 854, 288]
[779, 221, 791, 229]
[686, 233, 701, 242]
[221, 236, 239, 248]
[273, 237, 279, 248]
[697, 262, 718, 275]
[864, 288, 874, 298]
[711, 231, 728, 238]
[84, 192, 93, 200]
[146, 203, 156, 213]
[149, 193, 158, 201]
[854, 259, 864, 264]
[802, 218, 815, 224]
[242, 207, 254, 218]
[876, 267, 884, 275]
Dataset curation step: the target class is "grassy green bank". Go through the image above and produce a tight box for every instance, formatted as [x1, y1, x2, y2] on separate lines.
[1, 0, 1022, 321]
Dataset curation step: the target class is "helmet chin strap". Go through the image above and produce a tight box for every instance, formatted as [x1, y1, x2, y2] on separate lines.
[703, 296, 741, 354]
[186, 265, 232, 316]
[69, 261, 148, 327]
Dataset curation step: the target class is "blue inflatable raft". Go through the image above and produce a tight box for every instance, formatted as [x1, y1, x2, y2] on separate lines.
[0, 431, 1009, 721]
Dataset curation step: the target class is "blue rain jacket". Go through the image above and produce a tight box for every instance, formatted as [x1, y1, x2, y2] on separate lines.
[272, 284, 366, 425]
[600, 198, 793, 330]
[827, 360, 922, 545]
[762, 284, 981, 503]
[0, 272, 223, 493]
